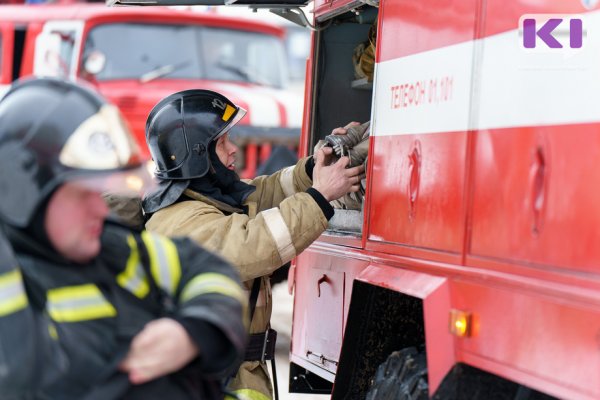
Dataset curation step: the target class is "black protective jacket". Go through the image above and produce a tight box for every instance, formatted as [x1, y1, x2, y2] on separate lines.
[0, 222, 247, 400]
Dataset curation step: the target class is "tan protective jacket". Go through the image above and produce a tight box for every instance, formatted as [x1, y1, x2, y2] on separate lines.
[145, 157, 328, 400]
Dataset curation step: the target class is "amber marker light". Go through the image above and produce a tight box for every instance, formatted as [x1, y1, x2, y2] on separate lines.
[449, 309, 472, 338]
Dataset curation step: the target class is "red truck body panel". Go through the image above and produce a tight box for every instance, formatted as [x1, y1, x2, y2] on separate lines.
[290, 0, 600, 398]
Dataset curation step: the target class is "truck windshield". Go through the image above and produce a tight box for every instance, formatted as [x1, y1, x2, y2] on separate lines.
[82, 23, 288, 88]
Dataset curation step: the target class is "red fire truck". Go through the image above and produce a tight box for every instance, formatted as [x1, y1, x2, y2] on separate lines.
[0, 3, 302, 176]
[110, 0, 600, 398]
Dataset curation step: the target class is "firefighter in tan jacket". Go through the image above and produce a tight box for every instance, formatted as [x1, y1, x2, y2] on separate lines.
[141, 89, 364, 400]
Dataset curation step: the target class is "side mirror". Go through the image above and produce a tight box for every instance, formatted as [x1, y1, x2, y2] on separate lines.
[83, 51, 107, 76]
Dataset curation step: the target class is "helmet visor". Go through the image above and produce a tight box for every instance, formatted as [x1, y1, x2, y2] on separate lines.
[69, 165, 156, 197]
[214, 106, 247, 141]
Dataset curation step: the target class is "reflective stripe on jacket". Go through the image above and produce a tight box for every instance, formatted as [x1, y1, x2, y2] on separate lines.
[1, 223, 247, 399]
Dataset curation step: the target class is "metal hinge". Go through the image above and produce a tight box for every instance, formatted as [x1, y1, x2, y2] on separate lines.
[306, 350, 339, 367]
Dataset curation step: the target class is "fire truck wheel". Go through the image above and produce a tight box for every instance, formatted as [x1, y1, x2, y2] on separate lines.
[365, 346, 428, 400]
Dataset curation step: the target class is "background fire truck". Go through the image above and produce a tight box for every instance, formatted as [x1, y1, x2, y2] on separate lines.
[0, 2, 303, 177]
[112, 0, 600, 398]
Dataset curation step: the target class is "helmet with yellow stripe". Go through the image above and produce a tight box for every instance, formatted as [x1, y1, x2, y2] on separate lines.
[145, 89, 246, 180]
[0, 77, 146, 227]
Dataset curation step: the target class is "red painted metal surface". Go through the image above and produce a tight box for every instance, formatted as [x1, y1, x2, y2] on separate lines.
[0, 23, 14, 84]
[291, 247, 369, 374]
[367, 132, 468, 256]
[0, 4, 284, 37]
[19, 21, 41, 77]
[240, 143, 258, 179]
[291, 0, 600, 397]
[377, 0, 478, 62]
[452, 280, 600, 400]
[470, 125, 600, 272]
[259, 142, 272, 163]
[298, 47, 313, 159]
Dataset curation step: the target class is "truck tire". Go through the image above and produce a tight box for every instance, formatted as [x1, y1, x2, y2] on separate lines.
[366, 347, 428, 400]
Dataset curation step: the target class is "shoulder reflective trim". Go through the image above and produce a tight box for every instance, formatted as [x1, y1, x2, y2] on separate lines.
[279, 166, 296, 198]
[48, 322, 59, 340]
[141, 231, 182, 296]
[117, 235, 150, 298]
[262, 208, 296, 264]
[47, 284, 117, 322]
[181, 273, 246, 305]
[230, 389, 271, 400]
[0, 269, 28, 316]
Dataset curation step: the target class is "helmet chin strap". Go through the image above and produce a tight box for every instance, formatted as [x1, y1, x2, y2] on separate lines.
[184, 142, 255, 211]
[207, 157, 217, 175]
[207, 141, 239, 188]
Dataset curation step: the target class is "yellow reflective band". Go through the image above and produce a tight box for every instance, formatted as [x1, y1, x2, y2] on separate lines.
[117, 235, 150, 298]
[232, 389, 271, 400]
[0, 269, 28, 316]
[47, 284, 117, 322]
[141, 231, 181, 296]
[48, 322, 59, 340]
[222, 104, 235, 122]
[181, 273, 246, 306]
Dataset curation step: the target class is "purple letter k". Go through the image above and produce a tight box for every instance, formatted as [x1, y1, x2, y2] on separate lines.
[523, 18, 563, 48]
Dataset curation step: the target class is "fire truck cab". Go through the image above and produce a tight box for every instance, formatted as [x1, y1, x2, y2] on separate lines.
[0, 3, 302, 175]
[109, 0, 600, 398]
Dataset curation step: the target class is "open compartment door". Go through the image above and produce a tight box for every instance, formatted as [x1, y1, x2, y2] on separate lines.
[357, 265, 455, 394]
[333, 265, 455, 398]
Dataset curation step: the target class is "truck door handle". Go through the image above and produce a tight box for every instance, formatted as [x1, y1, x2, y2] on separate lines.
[530, 146, 547, 235]
[317, 274, 329, 297]
[407, 141, 421, 220]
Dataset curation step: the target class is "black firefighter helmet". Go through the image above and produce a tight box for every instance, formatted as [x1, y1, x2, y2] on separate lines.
[0, 77, 146, 227]
[145, 89, 246, 180]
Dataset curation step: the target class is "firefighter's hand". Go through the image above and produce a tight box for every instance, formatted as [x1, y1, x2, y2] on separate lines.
[119, 318, 199, 384]
[331, 121, 361, 136]
[312, 147, 364, 201]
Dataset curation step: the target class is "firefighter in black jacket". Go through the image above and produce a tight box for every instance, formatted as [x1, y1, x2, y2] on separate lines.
[0, 77, 247, 399]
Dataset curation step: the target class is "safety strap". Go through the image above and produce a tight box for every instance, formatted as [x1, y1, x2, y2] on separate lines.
[248, 278, 261, 322]
[272, 357, 279, 400]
